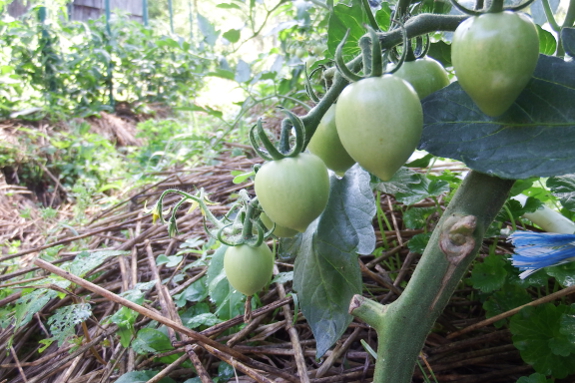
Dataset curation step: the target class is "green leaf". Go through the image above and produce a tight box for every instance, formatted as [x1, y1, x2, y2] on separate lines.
[375, 167, 422, 195]
[216, 3, 242, 9]
[545, 262, 575, 286]
[374, 3, 391, 31]
[15, 289, 58, 329]
[231, 170, 254, 184]
[420, 55, 575, 179]
[222, 29, 241, 43]
[183, 313, 221, 329]
[177, 103, 223, 119]
[561, 27, 575, 58]
[403, 207, 436, 230]
[405, 153, 434, 168]
[547, 174, 575, 212]
[408, 232, 432, 254]
[468, 255, 508, 293]
[206, 245, 244, 320]
[272, 271, 293, 284]
[414, 0, 452, 14]
[376, 167, 449, 205]
[483, 284, 531, 328]
[537, 25, 556, 55]
[427, 40, 451, 67]
[156, 254, 183, 268]
[327, 0, 368, 59]
[510, 304, 575, 378]
[132, 328, 173, 355]
[559, 306, 575, 342]
[48, 303, 92, 346]
[206, 69, 235, 80]
[293, 165, 376, 357]
[69, 250, 128, 277]
[115, 370, 176, 383]
[235, 59, 251, 83]
[516, 373, 553, 383]
[396, 178, 449, 206]
[174, 277, 208, 306]
[197, 13, 220, 46]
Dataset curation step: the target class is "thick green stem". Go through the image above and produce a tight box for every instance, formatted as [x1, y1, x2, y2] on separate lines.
[350, 171, 515, 383]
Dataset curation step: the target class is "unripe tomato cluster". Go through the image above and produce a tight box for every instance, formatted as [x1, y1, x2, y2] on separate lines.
[226, 8, 539, 297]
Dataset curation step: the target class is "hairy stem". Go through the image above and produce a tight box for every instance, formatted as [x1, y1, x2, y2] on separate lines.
[350, 171, 514, 383]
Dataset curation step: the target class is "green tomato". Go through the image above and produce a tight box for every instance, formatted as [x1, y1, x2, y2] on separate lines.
[307, 104, 356, 176]
[335, 75, 423, 181]
[451, 11, 539, 117]
[393, 57, 450, 99]
[224, 243, 274, 296]
[260, 212, 299, 238]
[255, 153, 330, 232]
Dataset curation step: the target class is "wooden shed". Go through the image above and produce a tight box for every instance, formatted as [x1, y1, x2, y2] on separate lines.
[6, 0, 144, 22]
[69, 0, 143, 22]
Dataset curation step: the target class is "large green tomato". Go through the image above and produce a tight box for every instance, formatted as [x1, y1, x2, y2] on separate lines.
[393, 57, 450, 99]
[451, 11, 539, 117]
[255, 153, 330, 232]
[307, 104, 356, 176]
[224, 243, 274, 296]
[335, 75, 423, 181]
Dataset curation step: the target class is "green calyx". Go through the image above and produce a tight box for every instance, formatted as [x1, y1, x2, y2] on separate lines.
[335, 20, 409, 83]
[250, 108, 306, 161]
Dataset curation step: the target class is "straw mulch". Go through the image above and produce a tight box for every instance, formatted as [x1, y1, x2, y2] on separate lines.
[0, 134, 541, 382]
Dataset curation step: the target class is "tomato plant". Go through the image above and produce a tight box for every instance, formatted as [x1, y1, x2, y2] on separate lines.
[254, 153, 330, 232]
[451, 11, 539, 116]
[393, 56, 450, 99]
[224, 243, 275, 296]
[335, 75, 423, 181]
[307, 104, 356, 176]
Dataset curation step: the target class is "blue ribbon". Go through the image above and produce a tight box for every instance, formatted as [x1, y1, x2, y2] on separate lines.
[509, 231, 575, 279]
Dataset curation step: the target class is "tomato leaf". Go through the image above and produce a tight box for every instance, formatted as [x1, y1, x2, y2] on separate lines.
[547, 174, 575, 213]
[537, 25, 557, 55]
[376, 167, 449, 206]
[420, 54, 575, 179]
[327, 0, 368, 59]
[427, 40, 451, 67]
[561, 27, 575, 58]
[292, 165, 376, 357]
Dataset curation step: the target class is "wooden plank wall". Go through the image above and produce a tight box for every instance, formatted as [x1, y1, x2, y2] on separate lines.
[6, 0, 31, 18]
[71, 0, 143, 22]
[6, 0, 143, 22]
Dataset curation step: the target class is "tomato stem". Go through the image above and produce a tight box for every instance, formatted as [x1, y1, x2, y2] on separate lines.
[487, 0, 504, 13]
[368, 26, 383, 77]
[350, 171, 515, 383]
